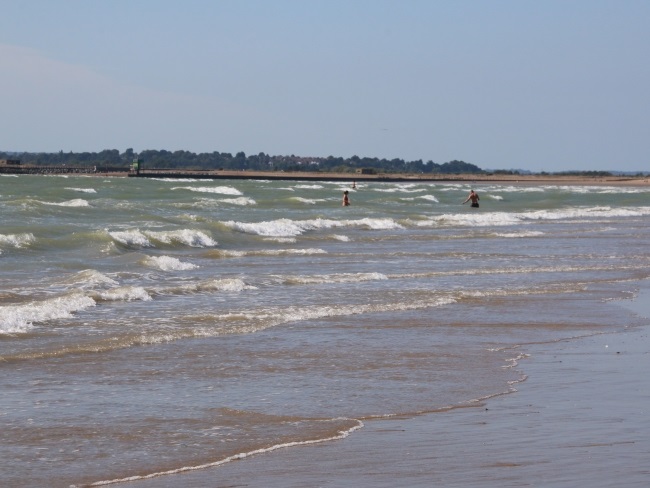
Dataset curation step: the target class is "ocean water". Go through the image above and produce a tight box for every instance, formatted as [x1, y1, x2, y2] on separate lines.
[1, 174, 649, 487]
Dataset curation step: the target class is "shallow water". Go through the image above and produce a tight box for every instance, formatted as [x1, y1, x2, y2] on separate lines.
[1, 175, 649, 487]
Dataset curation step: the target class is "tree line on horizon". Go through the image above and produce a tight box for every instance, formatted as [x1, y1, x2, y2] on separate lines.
[2, 149, 629, 177]
[0, 148, 484, 174]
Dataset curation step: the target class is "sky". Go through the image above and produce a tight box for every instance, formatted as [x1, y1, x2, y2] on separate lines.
[1, 0, 649, 172]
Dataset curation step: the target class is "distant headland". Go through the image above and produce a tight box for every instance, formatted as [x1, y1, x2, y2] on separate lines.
[1, 149, 647, 185]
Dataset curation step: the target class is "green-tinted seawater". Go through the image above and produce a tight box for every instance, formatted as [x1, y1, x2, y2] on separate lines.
[1, 175, 649, 486]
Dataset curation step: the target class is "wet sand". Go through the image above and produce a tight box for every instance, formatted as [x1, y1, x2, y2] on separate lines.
[130, 290, 650, 488]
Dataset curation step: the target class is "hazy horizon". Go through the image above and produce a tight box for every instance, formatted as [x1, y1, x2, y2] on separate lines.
[2, 0, 648, 173]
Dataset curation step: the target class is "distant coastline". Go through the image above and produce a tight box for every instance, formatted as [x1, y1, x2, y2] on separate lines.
[1, 165, 648, 186]
[102, 169, 650, 186]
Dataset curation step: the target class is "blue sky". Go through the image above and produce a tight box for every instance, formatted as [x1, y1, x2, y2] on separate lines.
[2, 0, 648, 172]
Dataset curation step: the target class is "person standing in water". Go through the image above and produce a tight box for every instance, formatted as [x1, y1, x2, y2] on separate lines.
[342, 190, 350, 206]
[462, 189, 480, 208]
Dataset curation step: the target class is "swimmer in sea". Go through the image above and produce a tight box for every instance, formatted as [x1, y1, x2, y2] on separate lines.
[342, 190, 350, 206]
[462, 189, 480, 208]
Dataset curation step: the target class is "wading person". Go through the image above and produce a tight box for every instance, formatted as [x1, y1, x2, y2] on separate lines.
[462, 189, 480, 208]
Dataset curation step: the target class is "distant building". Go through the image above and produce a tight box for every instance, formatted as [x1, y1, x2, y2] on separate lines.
[0, 159, 21, 165]
[131, 158, 143, 174]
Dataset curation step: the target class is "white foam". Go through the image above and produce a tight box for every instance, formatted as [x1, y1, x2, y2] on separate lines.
[65, 187, 97, 193]
[108, 229, 153, 247]
[108, 229, 217, 248]
[350, 217, 404, 230]
[96, 286, 152, 302]
[218, 197, 257, 206]
[487, 185, 545, 193]
[172, 186, 243, 195]
[223, 219, 306, 237]
[523, 206, 650, 220]
[374, 187, 410, 193]
[40, 198, 90, 207]
[401, 194, 438, 202]
[262, 237, 298, 243]
[430, 206, 650, 228]
[232, 296, 458, 332]
[88, 419, 364, 486]
[283, 272, 388, 285]
[494, 231, 545, 238]
[223, 217, 403, 237]
[144, 229, 217, 247]
[144, 255, 198, 271]
[421, 194, 440, 202]
[437, 185, 465, 191]
[198, 278, 256, 292]
[291, 197, 327, 204]
[375, 184, 425, 194]
[218, 248, 327, 257]
[0, 293, 96, 334]
[432, 212, 521, 227]
[158, 278, 256, 294]
[0, 233, 35, 248]
[176, 198, 221, 209]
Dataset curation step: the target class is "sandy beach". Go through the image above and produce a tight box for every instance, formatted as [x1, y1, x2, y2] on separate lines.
[4, 163, 647, 187]
[89, 169, 650, 187]
[129, 289, 650, 488]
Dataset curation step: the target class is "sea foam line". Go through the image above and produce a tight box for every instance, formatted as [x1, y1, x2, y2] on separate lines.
[86, 419, 364, 486]
[152, 278, 257, 295]
[65, 187, 97, 193]
[388, 263, 639, 281]
[279, 272, 388, 285]
[429, 206, 650, 227]
[171, 185, 243, 195]
[1, 296, 457, 361]
[208, 248, 327, 258]
[222, 217, 402, 237]
[39, 198, 90, 207]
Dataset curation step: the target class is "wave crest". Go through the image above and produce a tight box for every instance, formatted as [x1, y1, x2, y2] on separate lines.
[143, 255, 198, 271]
[108, 229, 217, 248]
[0, 294, 96, 334]
[222, 217, 402, 237]
[0, 233, 35, 249]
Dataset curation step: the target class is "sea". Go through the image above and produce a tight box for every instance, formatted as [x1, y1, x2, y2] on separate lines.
[1, 174, 649, 487]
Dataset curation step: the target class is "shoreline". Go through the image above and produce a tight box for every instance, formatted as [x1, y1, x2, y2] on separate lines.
[128, 297, 650, 488]
[3, 167, 649, 186]
[128, 170, 650, 186]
